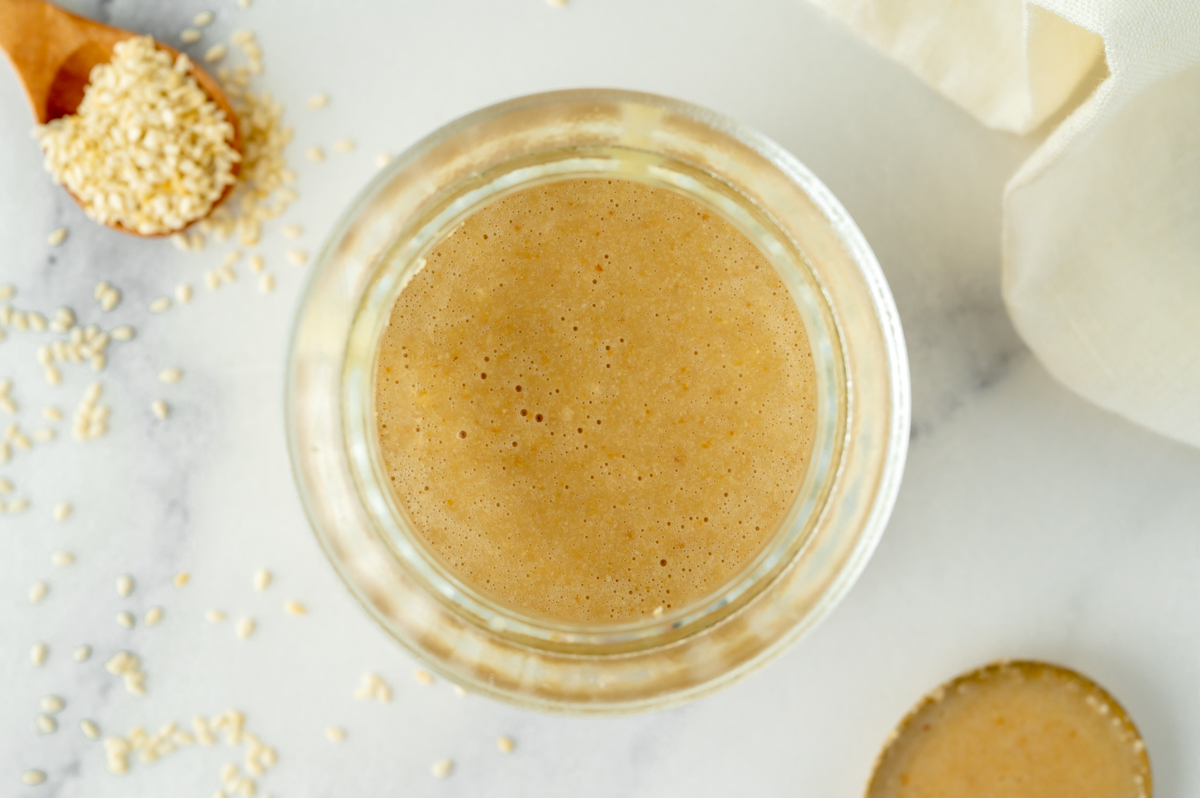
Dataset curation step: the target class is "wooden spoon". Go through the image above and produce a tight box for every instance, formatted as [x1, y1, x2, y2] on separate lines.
[0, 0, 243, 235]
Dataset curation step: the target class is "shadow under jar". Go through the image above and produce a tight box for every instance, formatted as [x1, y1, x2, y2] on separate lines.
[286, 89, 910, 714]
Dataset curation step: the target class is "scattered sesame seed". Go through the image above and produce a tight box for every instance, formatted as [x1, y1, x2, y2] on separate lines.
[40, 696, 65, 713]
[235, 618, 256, 639]
[175, 284, 194, 304]
[149, 296, 172, 313]
[29, 581, 49, 603]
[30, 643, 48, 667]
[496, 735, 515, 753]
[20, 770, 46, 786]
[248, 254, 264, 272]
[258, 274, 275, 293]
[220, 762, 238, 783]
[206, 610, 227, 623]
[50, 551, 75, 567]
[52, 503, 72, 522]
[431, 758, 454, 779]
[306, 93, 329, 109]
[217, 264, 237, 282]
[237, 0, 252, 9]
[253, 569, 272, 591]
[80, 719, 101, 740]
[283, 600, 306, 615]
[285, 250, 308, 265]
[42, 406, 63, 422]
[173, 571, 191, 588]
[116, 574, 135, 598]
[0, 284, 13, 300]
[205, 270, 221, 290]
[413, 669, 435, 686]
[47, 227, 68, 246]
[231, 29, 254, 45]
[43, 365, 61, 386]
[453, 685, 468, 698]
[158, 367, 183, 383]
[36, 713, 57, 734]
[193, 10, 214, 26]
[332, 139, 355, 153]
[151, 400, 170, 420]
[116, 611, 135, 629]
[29, 311, 47, 332]
[546, 0, 568, 6]
[281, 224, 302, 238]
[0, 478, 10, 493]
[144, 606, 164, 627]
[32, 428, 56, 442]
[204, 44, 228, 62]
[304, 146, 324, 163]
[324, 726, 347, 743]
[374, 153, 393, 169]
[180, 28, 202, 44]
[72, 645, 92, 662]
[111, 325, 135, 341]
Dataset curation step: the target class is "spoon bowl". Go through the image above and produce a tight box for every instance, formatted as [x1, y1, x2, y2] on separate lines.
[0, 0, 243, 235]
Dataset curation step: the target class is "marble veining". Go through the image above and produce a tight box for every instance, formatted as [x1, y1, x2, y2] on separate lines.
[2, 0, 1199, 796]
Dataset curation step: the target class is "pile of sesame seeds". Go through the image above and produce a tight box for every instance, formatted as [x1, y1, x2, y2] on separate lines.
[34, 36, 240, 235]
[5, 6, 537, 792]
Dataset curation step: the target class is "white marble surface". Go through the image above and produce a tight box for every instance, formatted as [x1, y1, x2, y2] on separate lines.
[2, 0, 1199, 795]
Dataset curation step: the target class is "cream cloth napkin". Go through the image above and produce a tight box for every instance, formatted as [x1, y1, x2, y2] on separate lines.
[808, 0, 1200, 447]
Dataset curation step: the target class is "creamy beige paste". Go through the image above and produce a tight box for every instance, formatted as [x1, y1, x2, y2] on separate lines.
[375, 178, 816, 622]
[869, 661, 1151, 798]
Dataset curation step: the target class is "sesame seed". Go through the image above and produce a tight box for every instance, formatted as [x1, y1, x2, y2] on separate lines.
[30, 643, 48, 667]
[80, 719, 101, 740]
[11, 499, 30, 513]
[413, 669, 435, 686]
[193, 10, 214, 26]
[47, 227, 68, 246]
[73, 645, 92, 662]
[236, 0, 251, 8]
[206, 610, 227, 622]
[50, 551, 75, 567]
[40, 696, 65, 713]
[304, 146, 324, 163]
[20, 770, 46, 786]
[116, 574, 135, 597]
[258, 274, 274, 294]
[375, 153, 393, 168]
[158, 367, 183, 383]
[36, 714, 57, 734]
[496, 735, 515, 753]
[180, 28, 202, 44]
[32, 428, 56, 442]
[53, 503, 72, 522]
[204, 43, 227, 62]
[29, 581, 49, 603]
[283, 600, 306, 615]
[324, 727, 346, 743]
[151, 400, 170, 420]
[235, 618, 256, 639]
[116, 611, 135, 629]
[546, 0, 568, 6]
[0, 478, 10, 493]
[43, 365, 61, 386]
[0, 284, 13, 300]
[231, 29, 254, 45]
[149, 297, 172, 313]
[205, 270, 221, 290]
[111, 325, 135, 341]
[217, 264, 237, 282]
[220, 762, 238, 782]
[29, 311, 47, 332]
[253, 569, 272, 590]
[175, 284, 193, 304]
[285, 250, 308, 265]
[42, 406, 63, 422]
[332, 139, 355, 153]
[453, 685, 468, 697]
[144, 606, 164, 627]
[431, 758, 454, 779]
[306, 93, 329, 109]
[248, 254, 264, 273]
[173, 571, 190, 587]
[281, 224, 302, 238]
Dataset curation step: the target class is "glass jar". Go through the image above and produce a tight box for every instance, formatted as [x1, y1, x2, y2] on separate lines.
[286, 89, 909, 714]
